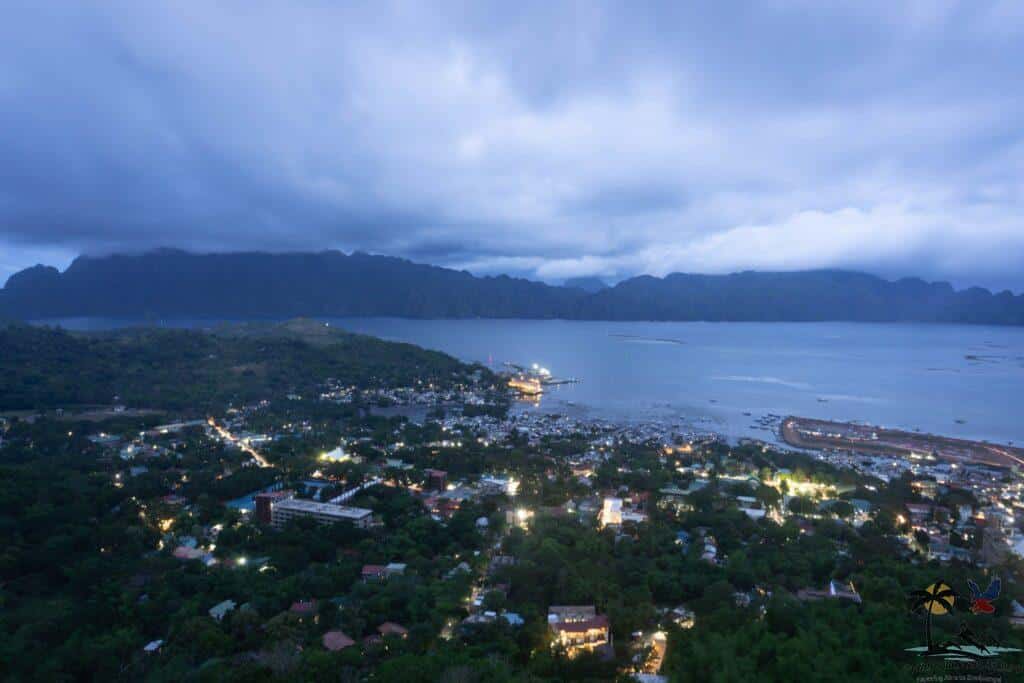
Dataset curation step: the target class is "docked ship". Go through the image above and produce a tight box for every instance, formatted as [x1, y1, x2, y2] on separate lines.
[508, 376, 543, 396]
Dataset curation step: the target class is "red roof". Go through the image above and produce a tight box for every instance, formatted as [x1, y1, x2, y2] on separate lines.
[362, 564, 387, 577]
[552, 615, 610, 633]
[377, 621, 409, 636]
[172, 546, 204, 560]
[322, 630, 355, 651]
[290, 600, 318, 614]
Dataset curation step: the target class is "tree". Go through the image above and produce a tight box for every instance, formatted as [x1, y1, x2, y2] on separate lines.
[787, 496, 815, 516]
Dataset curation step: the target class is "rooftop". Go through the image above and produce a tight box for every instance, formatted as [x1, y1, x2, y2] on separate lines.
[322, 630, 356, 651]
[273, 497, 372, 520]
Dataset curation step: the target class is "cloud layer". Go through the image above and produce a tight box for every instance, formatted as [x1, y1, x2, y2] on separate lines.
[2, 1, 1023, 290]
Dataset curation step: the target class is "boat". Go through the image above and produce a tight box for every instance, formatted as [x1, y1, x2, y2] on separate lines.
[508, 377, 543, 396]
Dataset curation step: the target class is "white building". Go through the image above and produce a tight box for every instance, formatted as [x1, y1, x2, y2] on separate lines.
[270, 498, 373, 529]
[321, 445, 349, 462]
[600, 497, 623, 528]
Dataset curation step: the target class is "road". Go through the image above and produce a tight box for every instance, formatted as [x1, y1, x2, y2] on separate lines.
[207, 417, 272, 468]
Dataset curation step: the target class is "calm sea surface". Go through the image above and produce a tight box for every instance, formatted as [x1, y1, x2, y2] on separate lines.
[41, 318, 1024, 445]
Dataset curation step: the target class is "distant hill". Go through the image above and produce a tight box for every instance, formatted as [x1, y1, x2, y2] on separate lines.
[563, 276, 609, 293]
[0, 318, 477, 411]
[2, 249, 1022, 324]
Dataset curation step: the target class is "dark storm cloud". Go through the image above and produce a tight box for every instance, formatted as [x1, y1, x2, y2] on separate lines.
[2, 1, 1023, 290]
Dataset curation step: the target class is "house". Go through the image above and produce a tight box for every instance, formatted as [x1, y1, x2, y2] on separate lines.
[1009, 601, 1024, 629]
[928, 542, 972, 564]
[957, 504, 974, 526]
[322, 630, 356, 651]
[796, 580, 862, 604]
[461, 610, 525, 630]
[208, 599, 237, 622]
[502, 612, 525, 626]
[849, 498, 874, 522]
[321, 445, 348, 462]
[445, 561, 472, 579]
[548, 605, 611, 657]
[669, 606, 695, 629]
[143, 639, 164, 654]
[736, 496, 766, 520]
[600, 497, 622, 527]
[906, 503, 933, 525]
[289, 600, 319, 623]
[173, 546, 204, 561]
[425, 496, 461, 519]
[659, 486, 692, 512]
[479, 475, 519, 496]
[599, 497, 647, 528]
[377, 622, 409, 638]
[362, 565, 388, 581]
[424, 468, 447, 491]
[700, 536, 719, 564]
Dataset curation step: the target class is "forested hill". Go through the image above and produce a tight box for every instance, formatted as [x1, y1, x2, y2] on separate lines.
[2, 249, 1023, 324]
[0, 319, 479, 412]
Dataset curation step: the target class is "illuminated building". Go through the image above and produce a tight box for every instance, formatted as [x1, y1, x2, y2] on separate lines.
[548, 605, 610, 656]
[600, 497, 623, 528]
[320, 445, 349, 462]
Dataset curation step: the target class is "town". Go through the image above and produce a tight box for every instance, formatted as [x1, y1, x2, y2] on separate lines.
[2, 321, 1023, 681]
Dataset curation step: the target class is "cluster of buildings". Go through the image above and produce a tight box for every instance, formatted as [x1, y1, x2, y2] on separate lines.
[319, 378, 491, 408]
[599, 495, 648, 529]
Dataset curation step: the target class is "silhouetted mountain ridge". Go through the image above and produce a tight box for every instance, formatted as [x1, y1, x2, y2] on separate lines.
[1, 249, 1022, 324]
[563, 276, 609, 293]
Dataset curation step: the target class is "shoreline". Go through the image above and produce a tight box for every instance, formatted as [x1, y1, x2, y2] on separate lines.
[781, 415, 1024, 469]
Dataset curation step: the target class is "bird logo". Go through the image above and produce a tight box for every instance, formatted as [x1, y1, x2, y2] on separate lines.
[966, 578, 1000, 615]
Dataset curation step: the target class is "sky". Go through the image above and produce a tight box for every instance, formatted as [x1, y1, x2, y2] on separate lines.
[2, 1, 1024, 291]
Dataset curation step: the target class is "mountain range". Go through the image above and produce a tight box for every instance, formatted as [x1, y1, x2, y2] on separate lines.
[2, 248, 1022, 325]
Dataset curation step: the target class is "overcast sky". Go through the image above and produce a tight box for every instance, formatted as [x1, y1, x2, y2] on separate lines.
[2, 2, 1023, 291]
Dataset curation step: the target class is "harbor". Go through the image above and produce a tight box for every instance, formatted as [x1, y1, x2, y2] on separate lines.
[504, 362, 579, 397]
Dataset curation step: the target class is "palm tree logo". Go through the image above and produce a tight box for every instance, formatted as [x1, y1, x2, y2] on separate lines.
[908, 581, 957, 654]
[906, 580, 1020, 661]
